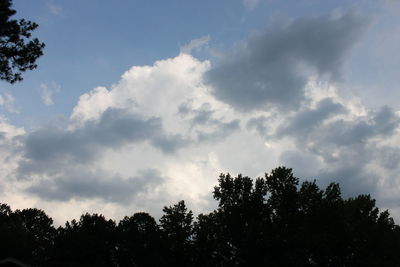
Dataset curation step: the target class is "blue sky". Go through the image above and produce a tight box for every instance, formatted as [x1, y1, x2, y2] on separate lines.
[1, 0, 400, 224]
[3, 0, 394, 123]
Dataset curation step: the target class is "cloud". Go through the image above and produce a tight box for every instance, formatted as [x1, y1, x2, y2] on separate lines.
[26, 168, 165, 204]
[274, 99, 400, 201]
[17, 107, 187, 179]
[310, 106, 399, 149]
[197, 119, 240, 142]
[243, 0, 260, 10]
[274, 97, 400, 163]
[178, 101, 241, 142]
[205, 11, 367, 112]
[0, 92, 18, 113]
[47, 0, 63, 16]
[246, 115, 273, 137]
[276, 98, 346, 139]
[9, 54, 237, 219]
[3, 9, 400, 224]
[71, 54, 212, 124]
[70, 54, 238, 144]
[180, 36, 210, 55]
[40, 82, 60, 106]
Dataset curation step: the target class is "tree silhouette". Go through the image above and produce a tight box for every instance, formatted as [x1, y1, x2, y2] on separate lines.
[52, 213, 117, 266]
[0, 0, 45, 83]
[117, 212, 163, 266]
[0, 205, 55, 266]
[210, 173, 271, 266]
[160, 200, 194, 266]
[1, 167, 400, 266]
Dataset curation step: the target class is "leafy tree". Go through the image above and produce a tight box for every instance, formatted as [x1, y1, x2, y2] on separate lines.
[208, 167, 400, 266]
[264, 167, 306, 265]
[193, 212, 221, 266]
[160, 200, 194, 266]
[0, 205, 55, 266]
[1, 167, 400, 266]
[52, 213, 117, 267]
[14, 208, 56, 265]
[0, 203, 19, 260]
[211, 173, 271, 266]
[0, 0, 45, 83]
[117, 212, 163, 266]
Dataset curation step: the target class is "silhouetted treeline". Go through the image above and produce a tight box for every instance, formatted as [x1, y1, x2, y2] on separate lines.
[1, 167, 400, 266]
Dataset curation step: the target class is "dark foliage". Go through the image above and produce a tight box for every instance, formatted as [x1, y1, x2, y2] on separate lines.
[0, 204, 55, 266]
[117, 212, 163, 266]
[1, 167, 400, 266]
[0, 0, 45, 83]
[51, 213, 117, 266]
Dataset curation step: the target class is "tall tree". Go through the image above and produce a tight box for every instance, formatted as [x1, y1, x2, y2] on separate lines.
[117, 212, 163, 266]
[1, 167, 400, 266]
[160, 200, 194, 266]
[0, 0, 45, 83]
[0, 205, 55, 266]
[211, 173, 271, 266]
[52, 213, 117, 266]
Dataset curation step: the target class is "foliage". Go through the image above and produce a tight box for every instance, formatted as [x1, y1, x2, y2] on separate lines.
[0, 0, 45, 83]
[52, 213, 117, 266]
[0, 205, 55, 266]
[1, 167, 400, 266]
[117, 212, 163, 266]
[160, 200, 194, 266]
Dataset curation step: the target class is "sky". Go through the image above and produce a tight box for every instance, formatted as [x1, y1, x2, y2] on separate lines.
[1, 0, 400, 225]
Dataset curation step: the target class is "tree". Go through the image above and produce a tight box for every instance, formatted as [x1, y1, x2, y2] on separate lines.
[0, 205, 56, 266]
[52, 213, 117, 266]
[211, 173, 271, 266]
[1, 167, 400, 266]
[117, 212, 163, 266]
[208, 167, 400, 266]
[160, 200, 194, 266]
[0, 0, 45, 83]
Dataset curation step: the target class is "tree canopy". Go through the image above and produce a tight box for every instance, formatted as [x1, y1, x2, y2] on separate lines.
[0, 0, 45, 83]
[1, 167, 399, 266]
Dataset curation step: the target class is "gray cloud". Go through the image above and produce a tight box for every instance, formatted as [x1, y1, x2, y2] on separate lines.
[317, 106, 399, 147]
[16, 107, 173, 203]
[277, 104, 400, 201]
[205, 11, 367, 111]
[23, 109, 159, 163]
[276, 98, 345, 138]
[316, 164, 378, 199]
[280, 144, 379, 199]
[151, 134, 189, 154]
[178, 102, 241, 142]
[18, 108, 187, 179]
[273, 102, 399, 155]
[26, 168, 164, 204]
[246, 116, 272, 137]
[377, 147, 400, 170]
[196, 119, 240, 142]
[178, 102, 215, 127]
[279, 149, 376, 199]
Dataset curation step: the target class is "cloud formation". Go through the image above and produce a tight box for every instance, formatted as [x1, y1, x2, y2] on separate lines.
[2, 9, 400, 224]
[27, 168, 164, 204]
[205, 11, 367, 111]
[17, 107, 186, 179]
[274, 98, 400, 199]
[4, 54, 239, 221]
